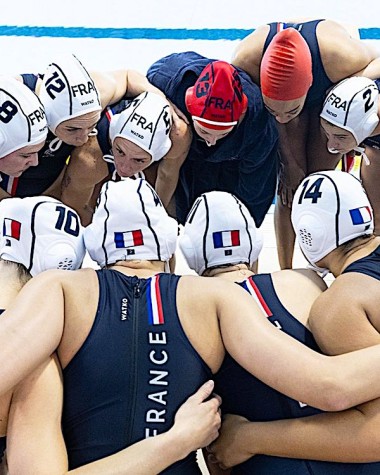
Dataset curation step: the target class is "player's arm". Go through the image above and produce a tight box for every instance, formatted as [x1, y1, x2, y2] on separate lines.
[92, 70, 166, 109]
[210, 278, 380, 411]
[155, 119, 192, 208]
[209, 275, 380, 467]
[6, 355, 69, 474]
[8, 373, 221, 475]
[60, 136, 110, 226]
[231, 25, 269, 84]
[68, 380, 221, 475]
[321, 22, 380, 81]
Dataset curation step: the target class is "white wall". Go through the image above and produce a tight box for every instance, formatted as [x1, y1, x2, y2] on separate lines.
[0, 0, 379, 74]
[2, 0, 379, 28]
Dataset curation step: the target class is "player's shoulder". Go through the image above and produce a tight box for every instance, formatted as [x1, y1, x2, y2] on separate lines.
[32, 267, 97, 289]
[272, 268, 327, 291]
[178, 274, 243, 297]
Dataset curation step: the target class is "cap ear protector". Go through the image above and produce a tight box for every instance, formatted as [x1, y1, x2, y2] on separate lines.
[291, 170, 374, 266]
[180, 191, 263, 275]
[0, 196, 85, 276]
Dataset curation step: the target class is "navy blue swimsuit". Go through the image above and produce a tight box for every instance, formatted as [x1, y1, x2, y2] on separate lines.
[147, 52, 279, 226]
[216, 274, 380, 474]
[62, 271, 212, 473]
[343, 244, 380, 279]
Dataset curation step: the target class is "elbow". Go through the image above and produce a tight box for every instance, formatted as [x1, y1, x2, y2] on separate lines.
[315, 376, 355, 412]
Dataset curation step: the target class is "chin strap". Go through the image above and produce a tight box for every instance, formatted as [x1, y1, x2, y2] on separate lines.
[306, 262, 330, 278]
[354, 146, 370, 166]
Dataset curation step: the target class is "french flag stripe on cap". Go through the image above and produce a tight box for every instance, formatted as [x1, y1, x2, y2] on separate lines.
[3, 218, 21, 240]
[114, 230, 144, 248]
[213, 230, 240, 248]
[243, 277, 273, 317]
[147, 275, 164, 325]
[350, 206, 372, 225]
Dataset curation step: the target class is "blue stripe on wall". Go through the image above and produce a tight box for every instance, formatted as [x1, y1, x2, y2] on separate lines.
[0, 25, 379, 40]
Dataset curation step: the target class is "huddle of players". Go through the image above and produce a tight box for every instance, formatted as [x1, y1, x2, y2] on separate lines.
[1, 17, 380, 474]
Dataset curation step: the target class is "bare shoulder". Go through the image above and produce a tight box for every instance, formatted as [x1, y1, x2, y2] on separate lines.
[177, 274, 245, 303]
[270, 269, 326, 326]
[316, 20, 374, 80]
[30, 268, 98, 294]
[272, 268, 327, 292]
[310, 272, 370, 323]
[232, 24, 270, 83]
[170, 116, 190, 141]
[91, 70, 120, 109]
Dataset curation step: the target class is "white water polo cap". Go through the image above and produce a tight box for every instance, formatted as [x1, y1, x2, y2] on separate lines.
[0, 196, 85, 276]
[180, 191, 263, 275]
[0, 76, 47, 157]
[39, 54, 101, 133]
[292, 170, 374, 265]
[109, 92, 172, 163]
[84, 178, 178, 267]
[320, 77, 379, 145]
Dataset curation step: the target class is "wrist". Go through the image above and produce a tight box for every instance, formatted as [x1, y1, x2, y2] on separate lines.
[156, 429, 189, 463]
[241, 421, 264, 457]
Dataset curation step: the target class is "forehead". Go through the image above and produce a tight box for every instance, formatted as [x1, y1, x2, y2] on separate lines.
[113, 137, 151, 157]
[320, 118, 351, 134]
[263, 95, 305, 112]
[193, 121, 233, 136]
[2, 140, 45, 159]
[60, 110, 101, 128]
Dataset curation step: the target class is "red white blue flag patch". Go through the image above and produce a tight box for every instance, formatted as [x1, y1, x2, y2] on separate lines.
[213, 230, 240, 248]
[349, 206, 372, 225]
[3, 218, 21, 240]
[147, 275, 164, 325]
[114, 230, 144, 248]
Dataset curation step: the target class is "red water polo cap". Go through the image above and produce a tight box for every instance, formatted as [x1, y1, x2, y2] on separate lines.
[261, 28, 313, 101]
[185, 61, 248, 130]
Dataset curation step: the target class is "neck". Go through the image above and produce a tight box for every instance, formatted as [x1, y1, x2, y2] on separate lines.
[109, 259, 166, 278]
[323, 235, 380, 277]
[205, 263, 253, 282]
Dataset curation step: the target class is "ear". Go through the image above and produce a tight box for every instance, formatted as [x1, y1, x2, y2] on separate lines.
[294, 212, 329, 265]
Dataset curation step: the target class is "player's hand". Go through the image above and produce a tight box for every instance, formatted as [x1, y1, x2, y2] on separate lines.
[277, 163, 305, 207]
[207, 414, 253, 468]
[172, 380, 222, 456]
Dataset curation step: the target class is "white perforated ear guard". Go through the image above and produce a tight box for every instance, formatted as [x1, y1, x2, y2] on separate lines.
[180, 191, 263, 275]
[320, 77, 379, 145]
[83, 178, 178, 267]
[0, 76, 48, 157]
[292, 170, 374, 265]
[0, 196, 85, 276]
[109, 92, 172, 163]
[39, 53, 101, 133]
